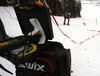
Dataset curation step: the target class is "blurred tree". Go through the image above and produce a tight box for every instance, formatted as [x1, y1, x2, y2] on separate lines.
[63, 0, 81, 17]
[46, 0, 63, 16]
[45, 0, 81, 17]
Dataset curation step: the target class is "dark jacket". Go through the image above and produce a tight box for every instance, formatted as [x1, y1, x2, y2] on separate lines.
[64, 13, 71, 19]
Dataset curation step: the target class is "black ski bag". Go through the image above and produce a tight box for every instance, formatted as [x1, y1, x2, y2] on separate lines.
[0, 5, 71, 76]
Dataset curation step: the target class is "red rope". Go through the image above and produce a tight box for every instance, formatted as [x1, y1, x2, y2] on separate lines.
[87, 29, 100, 32]
[80, 33, 100, 44]
[50, 12, 59, 26]
[50, 12, 77, 44]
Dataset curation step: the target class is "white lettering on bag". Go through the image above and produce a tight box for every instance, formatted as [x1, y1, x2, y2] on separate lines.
[18, 62, 45, 72]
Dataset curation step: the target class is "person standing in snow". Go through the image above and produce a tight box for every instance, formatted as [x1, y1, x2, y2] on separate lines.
[63, 13, 71, 25]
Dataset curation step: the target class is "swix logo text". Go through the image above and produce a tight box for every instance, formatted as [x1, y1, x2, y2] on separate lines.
[18, 62, 45, 72]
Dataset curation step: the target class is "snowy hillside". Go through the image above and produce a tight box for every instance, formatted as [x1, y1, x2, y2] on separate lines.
[0, 3, 100, 76]
[51, 3, 100, 76]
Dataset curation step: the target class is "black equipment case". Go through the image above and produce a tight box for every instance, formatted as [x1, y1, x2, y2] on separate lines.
[15, 41, 71, 76]
[0, 5, 71, 76]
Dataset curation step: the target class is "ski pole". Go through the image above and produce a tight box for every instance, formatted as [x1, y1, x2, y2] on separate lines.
[44, 0, 59, 26]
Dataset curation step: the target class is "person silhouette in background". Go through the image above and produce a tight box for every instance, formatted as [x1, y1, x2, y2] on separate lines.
[64, 13, 71, 25]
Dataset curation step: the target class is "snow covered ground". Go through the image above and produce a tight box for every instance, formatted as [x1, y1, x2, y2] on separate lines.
[0, 3, 100, 76]
[52, 4, 100, 76]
